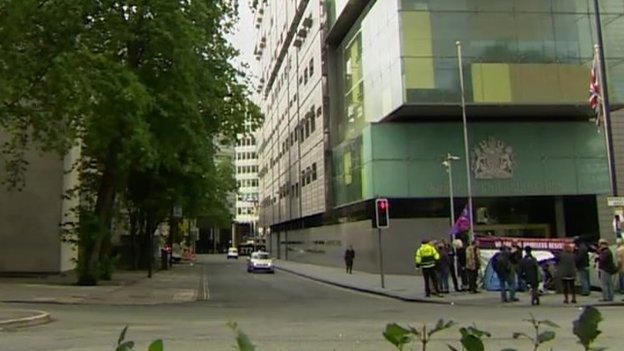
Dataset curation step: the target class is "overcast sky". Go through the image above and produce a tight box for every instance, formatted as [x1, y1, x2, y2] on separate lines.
[230, 0, 256, 80]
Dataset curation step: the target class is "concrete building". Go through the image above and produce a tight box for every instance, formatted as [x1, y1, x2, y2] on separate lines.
[0, 145, 79, 273]
[254, 0, 624, 274]
[234, 128, 260, 239]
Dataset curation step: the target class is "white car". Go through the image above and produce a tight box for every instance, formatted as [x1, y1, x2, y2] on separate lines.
[227, 247, 239, 260]
[247, 251, 274, 273]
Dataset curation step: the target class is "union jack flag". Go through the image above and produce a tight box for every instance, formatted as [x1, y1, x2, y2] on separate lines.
[590, 50, 602, 125]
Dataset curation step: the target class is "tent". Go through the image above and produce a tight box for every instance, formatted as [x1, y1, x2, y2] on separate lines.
[481, 249, 555, 291]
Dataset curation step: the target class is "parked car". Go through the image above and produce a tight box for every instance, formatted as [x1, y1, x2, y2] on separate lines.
[247, 251, 274, 273]
[227, 247, 239, 260]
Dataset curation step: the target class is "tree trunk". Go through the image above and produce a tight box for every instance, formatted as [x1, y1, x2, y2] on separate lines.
[129, 209, 139, 270]
[82, 144, 119, 285]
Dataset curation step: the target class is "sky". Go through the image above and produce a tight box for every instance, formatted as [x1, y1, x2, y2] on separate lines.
[230, 0, 257, 82]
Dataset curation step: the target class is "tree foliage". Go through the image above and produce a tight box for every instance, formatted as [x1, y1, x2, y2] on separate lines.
[0, 0, 261, 284]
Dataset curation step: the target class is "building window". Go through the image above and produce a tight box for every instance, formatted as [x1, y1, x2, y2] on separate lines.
[309, 58, 314, 77]
[312, 163, 317, 181]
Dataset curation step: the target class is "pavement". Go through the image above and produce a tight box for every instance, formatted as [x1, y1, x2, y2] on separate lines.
[1, 255, 624, 350]
[274, 259, 624, 307]
[0, 262, 205, 306]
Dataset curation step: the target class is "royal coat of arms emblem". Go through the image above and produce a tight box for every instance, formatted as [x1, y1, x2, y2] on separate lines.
[472, 137, 515, 179]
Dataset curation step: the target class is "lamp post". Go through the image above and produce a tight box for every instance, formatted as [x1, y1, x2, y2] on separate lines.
[456, 41, 475, 240]
[442, 153, 461, 226]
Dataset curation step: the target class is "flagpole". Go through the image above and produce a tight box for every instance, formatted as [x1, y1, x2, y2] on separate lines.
[593, 0, 619, 196]
[456, 41, 475, 239]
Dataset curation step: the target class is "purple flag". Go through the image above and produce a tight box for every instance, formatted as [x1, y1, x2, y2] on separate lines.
[451, 205, 471, 235]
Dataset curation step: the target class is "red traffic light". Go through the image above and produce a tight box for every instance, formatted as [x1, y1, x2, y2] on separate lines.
[378, 200, 388, 210]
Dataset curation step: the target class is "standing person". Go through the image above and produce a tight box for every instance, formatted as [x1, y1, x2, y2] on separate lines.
[436, 242, 451, 293]
[465, 240, 481, 293]
[558, 244, 577, 304]
[493, 246, 518, 302]
[454, 239, 468, 291]
[597, 239, 617, 302]
[415, 240, 441, 297]
[574, 238, 591, 296]
[444, 239, 461, 292]
[344, 246, 355, 274]
[616, 239, 624, 294]
[519, 246, 540, 305]
[510, 241, 523, 291]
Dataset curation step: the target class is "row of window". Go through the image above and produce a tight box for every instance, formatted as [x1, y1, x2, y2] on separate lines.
[237, 193, 259, 202]
[236, 136, 256, 147]
[237, 207, 257, 216]
[236, 151, 257, 160]
[237, 165, 259, 174]
[301, 163, 318, 187]
[270, 162, 319, 203]
[237, 179, 259, 188]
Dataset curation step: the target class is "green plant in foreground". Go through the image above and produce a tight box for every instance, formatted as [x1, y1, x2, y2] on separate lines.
[449, 325, 491, 351]
[508, 314, 559, 351]
[228, 322, 256, 351]
[383, 319, 455, 351]
[115, 326, 163, 351]
[573, 306, 605, 351]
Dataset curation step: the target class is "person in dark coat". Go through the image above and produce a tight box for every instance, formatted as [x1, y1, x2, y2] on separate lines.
[436, 242, 451, 293]
[597, 239, 617, 302]
[344, 246, 355, 274]
[574, 238, 591, 296]
[519, 246, 540, 305]
[510, 241, 523, 291]
[454, 239, 468, 290]
[443, 239, 461, 292]
[558, 244, 577, 304]
[493, 246, 517, 302]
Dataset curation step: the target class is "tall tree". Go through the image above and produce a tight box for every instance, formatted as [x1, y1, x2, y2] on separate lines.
[0, 0, 260, 284]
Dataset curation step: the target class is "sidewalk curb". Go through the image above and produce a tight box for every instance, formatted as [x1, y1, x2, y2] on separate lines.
[0, 310, 51, 329]
[275, 265, 451, 305]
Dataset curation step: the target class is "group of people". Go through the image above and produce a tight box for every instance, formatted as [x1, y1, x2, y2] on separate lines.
[414, 238, 481, 297]
[413, 236, 624, 303]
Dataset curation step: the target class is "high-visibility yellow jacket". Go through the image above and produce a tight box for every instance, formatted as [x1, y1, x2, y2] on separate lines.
[415, 243, 440, 268]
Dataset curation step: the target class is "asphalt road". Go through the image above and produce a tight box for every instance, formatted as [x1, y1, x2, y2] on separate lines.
[1, 255, 623, 350]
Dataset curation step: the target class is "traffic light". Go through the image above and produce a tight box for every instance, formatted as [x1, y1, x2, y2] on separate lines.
[375, 198, 390, 228]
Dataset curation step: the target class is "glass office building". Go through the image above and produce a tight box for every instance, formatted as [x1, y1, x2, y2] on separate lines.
[329, 0, 624, 238]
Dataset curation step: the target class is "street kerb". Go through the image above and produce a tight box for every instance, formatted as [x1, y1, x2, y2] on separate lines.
[274, 265, 451, 305]
[0, 309, 52, 329]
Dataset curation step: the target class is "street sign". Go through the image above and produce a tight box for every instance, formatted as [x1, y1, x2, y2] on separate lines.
[607, 197, 624, 207]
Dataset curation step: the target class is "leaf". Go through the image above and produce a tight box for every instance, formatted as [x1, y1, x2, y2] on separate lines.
[537, 331, 556, 344]
[461, 334, 485, 351]
[466, 326, 491, 338]
[429, 319, 456, 337]
[383, 323, 412, 349]
[512, 332, 531, 340]
[573, 307, 603, 348]
[118, 325, 129, 345]
[236, 331, 255, 351]
[539, 320, 560, 328]
[115, 341, 135, 351]
[148, 340, 164, 351]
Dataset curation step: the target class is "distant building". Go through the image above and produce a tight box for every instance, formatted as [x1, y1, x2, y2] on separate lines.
[235, 127, 260, 240]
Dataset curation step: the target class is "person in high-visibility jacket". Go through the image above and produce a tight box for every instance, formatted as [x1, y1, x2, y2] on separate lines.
[415, 240, 441, 297]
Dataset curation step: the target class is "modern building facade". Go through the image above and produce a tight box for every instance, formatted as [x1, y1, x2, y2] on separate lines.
[255, 0, 624, 273]
[254, 0, 329, 244]
[235, 129, 260, 238]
